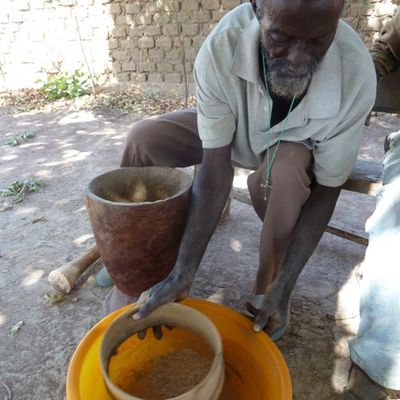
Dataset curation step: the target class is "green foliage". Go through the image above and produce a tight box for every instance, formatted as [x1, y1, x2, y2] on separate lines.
[4, 131, 36, 146]
[37, 69, 91, 100]
[0, 178, 44, 211]
[0, 178, 44, 197]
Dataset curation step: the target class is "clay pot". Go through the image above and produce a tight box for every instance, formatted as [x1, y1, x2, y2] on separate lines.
[85, 167, 192, 296]
[100, 303, 225, 400]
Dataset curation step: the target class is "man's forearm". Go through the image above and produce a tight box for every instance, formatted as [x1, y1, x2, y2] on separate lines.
[131, 147, 234, 320]
[172, 148, 234, 283]
[274, 182, 341, 293]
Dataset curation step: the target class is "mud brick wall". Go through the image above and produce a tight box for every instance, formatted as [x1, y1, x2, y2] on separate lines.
[343, 0, 400, 48]
[0, 0, 399, 90]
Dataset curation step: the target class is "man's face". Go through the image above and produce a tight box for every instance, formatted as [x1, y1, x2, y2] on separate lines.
[253, 0, 341, 99]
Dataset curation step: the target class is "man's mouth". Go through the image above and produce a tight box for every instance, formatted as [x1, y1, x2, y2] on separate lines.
[279, 71, 308, 79]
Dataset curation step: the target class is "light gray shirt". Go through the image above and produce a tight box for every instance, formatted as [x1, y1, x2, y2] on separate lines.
[194, 3, 377, 187]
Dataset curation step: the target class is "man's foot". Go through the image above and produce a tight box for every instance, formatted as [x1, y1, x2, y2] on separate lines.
[343, 363, 400, 400]
[96, 266, 113, 287]
[103, 285, 138, 316]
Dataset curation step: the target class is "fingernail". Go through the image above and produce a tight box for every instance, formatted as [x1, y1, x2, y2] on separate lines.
[253, 324, 261, 332]
[132, 313, 140, 320]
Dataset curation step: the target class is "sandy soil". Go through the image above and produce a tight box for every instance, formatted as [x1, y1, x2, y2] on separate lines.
[0, 106, 398, 400]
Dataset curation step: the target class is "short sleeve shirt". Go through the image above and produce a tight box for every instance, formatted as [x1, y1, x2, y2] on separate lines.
[193, 3, 377, 187]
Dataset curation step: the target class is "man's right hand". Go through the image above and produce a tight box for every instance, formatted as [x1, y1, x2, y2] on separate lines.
[132, 272, 191, 321]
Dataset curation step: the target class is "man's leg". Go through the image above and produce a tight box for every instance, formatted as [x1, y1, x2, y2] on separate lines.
[248, 142, 313, 289]
[247, 142, 313, 333]
[120, 108, 201, 167]
[104, 109, 202, 315]
[345, 131, 400, 398]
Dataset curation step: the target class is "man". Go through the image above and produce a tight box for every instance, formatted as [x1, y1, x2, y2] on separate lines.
[104, 0, 376, 344]
[343, 8, 400, 400]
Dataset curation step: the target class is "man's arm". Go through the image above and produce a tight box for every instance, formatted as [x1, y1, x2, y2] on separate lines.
[133, 145, 234, 320]
[253, 181, 341, 332]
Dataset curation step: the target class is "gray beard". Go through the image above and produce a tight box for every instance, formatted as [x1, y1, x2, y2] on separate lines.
[266, 57, 320, 99]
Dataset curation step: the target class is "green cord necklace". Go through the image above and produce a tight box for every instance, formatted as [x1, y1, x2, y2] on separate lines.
[261, 50, 297, 200]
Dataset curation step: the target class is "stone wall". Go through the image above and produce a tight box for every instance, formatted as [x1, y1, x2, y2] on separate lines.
[0, 0, 399, 90]
[343, 0, 399, 47]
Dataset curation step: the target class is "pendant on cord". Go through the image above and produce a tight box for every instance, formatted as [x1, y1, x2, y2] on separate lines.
[260, 179, 272, 201]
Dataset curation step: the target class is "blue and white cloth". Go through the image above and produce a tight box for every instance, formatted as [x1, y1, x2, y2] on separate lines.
[349, 130, 400, 390]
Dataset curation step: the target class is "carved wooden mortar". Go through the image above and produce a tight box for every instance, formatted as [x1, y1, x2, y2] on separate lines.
[85, 167, 192, 296]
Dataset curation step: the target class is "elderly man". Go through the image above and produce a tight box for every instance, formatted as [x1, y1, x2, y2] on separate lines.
[343, 8, 400, 400]
[105, 0, 376, 344]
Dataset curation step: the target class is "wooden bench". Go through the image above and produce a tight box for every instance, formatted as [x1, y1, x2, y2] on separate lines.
[330, 69, 400, 245]
[231, 158, 383, 247]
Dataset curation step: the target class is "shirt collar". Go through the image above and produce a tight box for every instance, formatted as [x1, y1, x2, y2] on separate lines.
[232, 17, 260, 84]
[232, 16, 342, 119]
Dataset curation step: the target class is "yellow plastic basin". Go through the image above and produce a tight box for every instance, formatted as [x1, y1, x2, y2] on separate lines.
[66, 298, 292, 400]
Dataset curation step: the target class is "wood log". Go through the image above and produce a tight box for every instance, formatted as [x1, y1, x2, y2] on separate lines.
[48, 244, 100, 293]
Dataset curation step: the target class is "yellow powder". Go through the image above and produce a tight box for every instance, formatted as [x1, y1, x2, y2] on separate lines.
[119, 348, 212, 399]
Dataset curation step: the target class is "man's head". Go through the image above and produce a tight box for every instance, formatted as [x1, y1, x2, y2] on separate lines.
[251, 0, 343, 99]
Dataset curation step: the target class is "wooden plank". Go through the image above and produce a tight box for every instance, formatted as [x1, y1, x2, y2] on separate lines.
[342, 159, 383, 195]
[325, 225, 368, 246]
[231, 187, 369, 245]
[218, 157, 382, 246]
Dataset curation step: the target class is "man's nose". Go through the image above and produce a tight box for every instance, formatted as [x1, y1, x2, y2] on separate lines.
[286, 41, 313, 67]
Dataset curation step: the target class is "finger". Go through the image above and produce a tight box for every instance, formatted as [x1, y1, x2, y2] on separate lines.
[132, 291, 162, 320]
[137, 328, 147, 340]
[133, 302, 155, 320]
[133, 297, 163, 320]
[136, 291, 150, 305]
[132, 303, 147, 320]
[132, 310, 143, 320]
[132, 292, 151, 320]
[152, 325, 163, 340]
[253, 309, 271, 333]
[245, 301, 259, 317]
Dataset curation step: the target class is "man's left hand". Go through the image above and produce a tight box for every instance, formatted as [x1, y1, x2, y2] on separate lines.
[246, 282, 291, 340]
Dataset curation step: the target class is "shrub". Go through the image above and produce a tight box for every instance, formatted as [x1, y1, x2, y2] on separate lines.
[38, 69, 91, 100]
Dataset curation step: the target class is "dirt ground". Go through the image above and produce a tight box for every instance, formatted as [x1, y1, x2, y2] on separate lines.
[0, 103, 398, 400]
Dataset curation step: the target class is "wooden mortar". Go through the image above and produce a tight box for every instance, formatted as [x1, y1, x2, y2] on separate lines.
[85, 167, 192, 296]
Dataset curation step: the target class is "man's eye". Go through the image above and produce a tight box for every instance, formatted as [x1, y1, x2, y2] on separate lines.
[310, 35, 332, 47]
[270, 32, 291, 43]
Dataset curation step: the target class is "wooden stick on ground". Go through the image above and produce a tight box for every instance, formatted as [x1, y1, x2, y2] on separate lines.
[48, 244, 100, 294]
